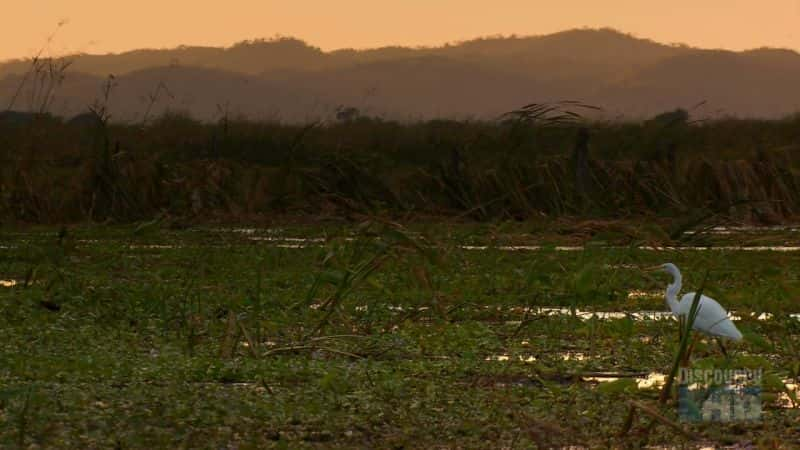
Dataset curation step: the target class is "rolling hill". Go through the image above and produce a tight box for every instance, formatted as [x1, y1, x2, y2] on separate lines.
[2, 28, 799, 122]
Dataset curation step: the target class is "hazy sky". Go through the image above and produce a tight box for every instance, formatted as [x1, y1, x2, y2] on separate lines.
[3, 0, 800, 61]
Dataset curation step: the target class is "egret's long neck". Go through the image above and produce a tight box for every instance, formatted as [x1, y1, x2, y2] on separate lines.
[665, 268, 681, 314]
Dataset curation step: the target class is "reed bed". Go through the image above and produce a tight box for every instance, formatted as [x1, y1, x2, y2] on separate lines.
[1, 114, 799, 223]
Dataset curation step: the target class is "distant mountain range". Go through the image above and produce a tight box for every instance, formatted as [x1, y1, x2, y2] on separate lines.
[2, 28, 799, 122]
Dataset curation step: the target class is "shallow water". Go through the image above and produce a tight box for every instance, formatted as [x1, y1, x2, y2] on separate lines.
[488, 362, 797, 409]
[684, 225, 800, 234]
[350, 303, 800, 323]
[581, 372, 667, 389]
[9, 229, 799, 252]
[128, 244, 179, 249]
[241, 235, 800, 252]
[485, 350, 587, 363]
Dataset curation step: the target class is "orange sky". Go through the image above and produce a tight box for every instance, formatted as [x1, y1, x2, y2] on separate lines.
[3, 0, 800, 61]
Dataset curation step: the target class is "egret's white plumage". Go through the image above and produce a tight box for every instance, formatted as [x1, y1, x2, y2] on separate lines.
[658, 263, 743, 341]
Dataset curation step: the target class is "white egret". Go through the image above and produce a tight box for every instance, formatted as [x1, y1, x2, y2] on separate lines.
[649, 263, 742, 355]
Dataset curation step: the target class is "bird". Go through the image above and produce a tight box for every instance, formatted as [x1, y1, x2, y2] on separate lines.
[648, 263, 742, 355]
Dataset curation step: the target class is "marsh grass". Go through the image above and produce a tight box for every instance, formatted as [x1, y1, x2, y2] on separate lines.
[0, 224, 799, 447]
[2, 111, 800, 224]
[301, 220, 440, 336]
[661, 272, 708, 403]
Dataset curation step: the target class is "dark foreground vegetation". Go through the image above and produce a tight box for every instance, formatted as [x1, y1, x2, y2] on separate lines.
[2, 110, 800, 225]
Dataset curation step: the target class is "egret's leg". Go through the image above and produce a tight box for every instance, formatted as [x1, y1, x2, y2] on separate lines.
[716, 338, 729, 358]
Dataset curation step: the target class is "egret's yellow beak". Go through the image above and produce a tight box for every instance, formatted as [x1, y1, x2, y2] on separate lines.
[643, 265, 663, 272]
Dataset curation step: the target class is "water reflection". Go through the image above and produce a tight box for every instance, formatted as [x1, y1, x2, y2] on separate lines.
[243, 236, 800, 252]
[128, 244, 177, 249]
[512, 307, 674, 321]
[627, 290, 660, 299]
[349, 303, 798, 323]
[638, 245, 800, 252]
[487, 362, 797, 409]
[485, 354, 537, 362]
[488, 360, 797, 410]
[485, 350, 587, 363]
[779, 381, 798, 408]
[684, 225, 800, 234]
[18, 230, 800, 253]
[582, 372, 666, 389]
[248, 236, 326, 243]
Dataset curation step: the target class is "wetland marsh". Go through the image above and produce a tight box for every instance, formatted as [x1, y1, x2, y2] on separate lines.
[0, 221, 798, 448]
